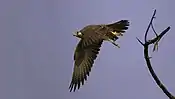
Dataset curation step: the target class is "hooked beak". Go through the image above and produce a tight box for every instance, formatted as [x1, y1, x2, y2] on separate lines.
[73, 32, 77, 36]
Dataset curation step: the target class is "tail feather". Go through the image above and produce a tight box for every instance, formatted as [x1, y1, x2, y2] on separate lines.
[106, 20, 129, 41]
[107, 20, 129, 33]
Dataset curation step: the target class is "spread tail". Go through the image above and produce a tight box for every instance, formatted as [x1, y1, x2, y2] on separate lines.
[106, 20, 129, 41]
[107, 20, 129, 33]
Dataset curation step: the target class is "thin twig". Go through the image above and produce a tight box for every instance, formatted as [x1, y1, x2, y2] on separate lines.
[147, 27, 170, 45]
[151, 23, 158, 36]
[144, 9, 156, 42]
[137, 9, 174, 99]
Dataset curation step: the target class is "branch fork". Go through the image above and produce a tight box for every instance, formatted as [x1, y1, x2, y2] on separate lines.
[136, 9, 174, 99]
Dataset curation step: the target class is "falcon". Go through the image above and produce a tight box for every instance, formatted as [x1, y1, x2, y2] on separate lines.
[69, 20, 130, 92]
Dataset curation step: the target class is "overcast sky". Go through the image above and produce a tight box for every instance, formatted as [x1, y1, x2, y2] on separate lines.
[0, 0, 174, 99]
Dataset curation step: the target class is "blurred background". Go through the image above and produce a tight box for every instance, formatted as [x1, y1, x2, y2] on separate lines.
[0, 0, 174, 99]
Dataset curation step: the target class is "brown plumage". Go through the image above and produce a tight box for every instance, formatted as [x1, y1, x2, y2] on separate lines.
[69, 20, 130, 92]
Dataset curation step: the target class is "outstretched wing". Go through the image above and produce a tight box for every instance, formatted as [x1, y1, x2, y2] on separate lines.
[69, 39, 103, 92]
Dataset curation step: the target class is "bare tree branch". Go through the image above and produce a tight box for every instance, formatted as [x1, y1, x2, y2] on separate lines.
[151, 23, 158, 36]
[137, 9, 175, 99]
[144, 9, 156, 42]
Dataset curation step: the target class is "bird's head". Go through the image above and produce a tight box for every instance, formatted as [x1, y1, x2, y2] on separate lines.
[73, 31, 83, 38]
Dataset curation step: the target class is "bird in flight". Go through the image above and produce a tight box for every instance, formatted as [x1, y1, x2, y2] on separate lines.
[69, 20, 130, 92]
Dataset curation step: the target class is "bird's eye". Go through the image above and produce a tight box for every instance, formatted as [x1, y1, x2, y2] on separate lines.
[77, 32, 82, 36]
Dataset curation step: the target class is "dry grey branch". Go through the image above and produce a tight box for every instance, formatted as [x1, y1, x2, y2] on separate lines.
[137, 9, 175, 99]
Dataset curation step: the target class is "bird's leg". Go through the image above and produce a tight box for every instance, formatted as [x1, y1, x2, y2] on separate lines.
[108, 39, 120, 48]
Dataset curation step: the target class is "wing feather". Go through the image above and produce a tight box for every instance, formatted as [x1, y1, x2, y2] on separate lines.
[69, 39, 103, 92]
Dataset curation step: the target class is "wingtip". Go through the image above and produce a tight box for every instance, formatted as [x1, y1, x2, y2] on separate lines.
[69, 82, 74, 92]
[69, 81, 78, 92]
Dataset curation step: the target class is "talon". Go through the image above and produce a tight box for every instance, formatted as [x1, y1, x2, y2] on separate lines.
[111, 31, 117, 35]
[111, 31, 123, 36]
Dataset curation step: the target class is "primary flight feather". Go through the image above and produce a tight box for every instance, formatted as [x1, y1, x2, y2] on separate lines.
[69, 20, 130, 92]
